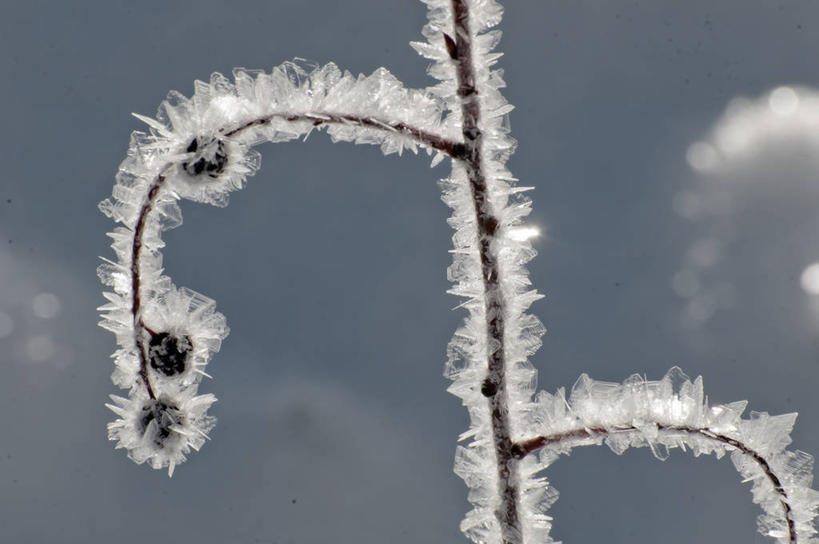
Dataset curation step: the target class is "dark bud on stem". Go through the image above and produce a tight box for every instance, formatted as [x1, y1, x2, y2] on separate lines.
[463, 125, 479, 139]
[148, 331, 192, 376]
[182, 136, 228, 178]
[140, 398, 183, 447]
[481, 378, 498, 397]
[480, 216, 499, 236]
[443, 33, 458, 60]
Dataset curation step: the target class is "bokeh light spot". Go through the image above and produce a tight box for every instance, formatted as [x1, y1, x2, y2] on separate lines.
[507, 226, 540, 242]
[687, 239, 721, 268]
[800, 262, 819, 295]
[686, 142, 719, 172]
[769, 86, 799, 116]
[26, 335, 55, 362]
[32, 292, 61, 319]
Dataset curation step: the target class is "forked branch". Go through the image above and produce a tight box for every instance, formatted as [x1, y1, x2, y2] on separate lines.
[99, 2, 819, 543]
[447, 1, 521, 543]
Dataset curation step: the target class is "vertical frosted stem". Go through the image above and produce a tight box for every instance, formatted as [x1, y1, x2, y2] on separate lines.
[131, 172, 169, 401]
[450, 1, 521, 542]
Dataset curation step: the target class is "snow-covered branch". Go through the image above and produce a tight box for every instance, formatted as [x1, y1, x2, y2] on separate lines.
[508, 368, 819, 544]
[99, 61, 453, 474]
[98, 1, 819, 542]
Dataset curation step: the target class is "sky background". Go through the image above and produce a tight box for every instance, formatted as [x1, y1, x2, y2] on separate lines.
[2, 1, 819, 543]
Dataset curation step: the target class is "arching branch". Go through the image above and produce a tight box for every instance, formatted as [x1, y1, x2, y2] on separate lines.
[446, 1, 522, 543]
[506, 368, 819, 544]
[222, 112, 465, 158]
[512, 424, 797, 543]
[128, 111, 461, 399]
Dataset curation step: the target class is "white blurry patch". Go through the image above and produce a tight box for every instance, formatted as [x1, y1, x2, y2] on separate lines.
[800, 262, 819, 295]
[507, 226, 540, 242]
[686, 238, 721, 268]
[0, 312, 13, 338]
[687, 85, 819, 173]
[676, 85, 819, 330]
[686, 142, 719, 173]
[769, 86, 799, 116]
[32, 292, 61, 319]
[0, 249, 77, 370]
[684, 295, 717, 326]
[26, 334, 55, 362]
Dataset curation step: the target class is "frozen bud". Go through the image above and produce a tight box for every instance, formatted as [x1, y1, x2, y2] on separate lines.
[107, 390, 216, 475]
[148, 331, 192, 377]
[481, 378, 498, 397]
[140, 397, 184, 447]
[182, 136, 228, 178]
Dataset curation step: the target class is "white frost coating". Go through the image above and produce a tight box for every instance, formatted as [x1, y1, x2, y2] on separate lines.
[118, 287, 228, 389]
[99, 60, 449, 474]
[99, 3, 818, 543]
[106, 388, 216, 478]
[518, 368, 819, 543]
[419, 1, 545, 542]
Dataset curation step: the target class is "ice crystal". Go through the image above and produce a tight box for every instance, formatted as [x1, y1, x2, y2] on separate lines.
[106, 390, 216, 477]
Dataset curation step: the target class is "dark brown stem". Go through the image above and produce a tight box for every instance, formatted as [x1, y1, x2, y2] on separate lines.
[131, 169, 172, 400]
[512, 425, 798, 543]
[223, 112, 465, 159]
[449, 2, 520, 544]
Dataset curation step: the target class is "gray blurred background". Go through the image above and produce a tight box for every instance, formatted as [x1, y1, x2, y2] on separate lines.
[2, 1, 819, 543]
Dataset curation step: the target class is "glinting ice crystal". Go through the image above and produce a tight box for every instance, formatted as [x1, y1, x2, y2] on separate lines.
[99, 0, 819, 542]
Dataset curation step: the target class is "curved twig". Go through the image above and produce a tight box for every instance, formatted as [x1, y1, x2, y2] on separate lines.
[512, 425, 797, 544]
[223, 112, 465, 159]
[131, 166, 171, 399]
[130, 112, 460, 400]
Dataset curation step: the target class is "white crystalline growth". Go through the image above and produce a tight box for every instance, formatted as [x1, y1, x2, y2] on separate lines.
[98, 60, 451, 474]
[106, 389, 216, 478]
[513, 368, 819, 544]
[100, 61, 450, 221]
[421, 1, 546, 543]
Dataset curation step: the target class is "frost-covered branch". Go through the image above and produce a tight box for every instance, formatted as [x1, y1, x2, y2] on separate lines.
[98, 1, 819, 543]
[127, 108, 464, 401]
[508, 369, 819, 544]
[446, 1, 522, 543]
[99, 61, 454, 474]
[222, 112, 464, 157]
[516, 426, 800, 541]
